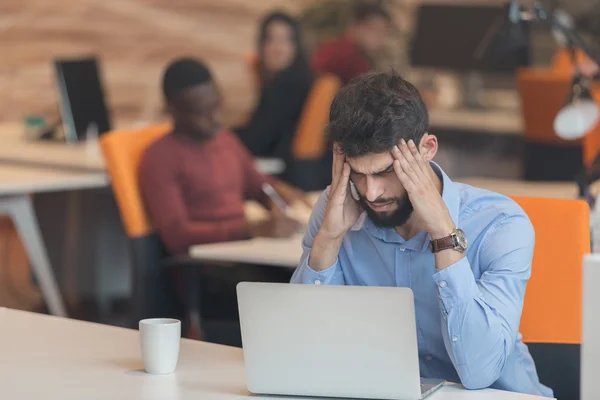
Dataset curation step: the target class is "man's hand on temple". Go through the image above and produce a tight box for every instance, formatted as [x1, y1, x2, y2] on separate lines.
[391, 139, 454, 240]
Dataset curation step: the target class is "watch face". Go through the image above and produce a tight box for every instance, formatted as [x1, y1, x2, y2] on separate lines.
[454, 229, 468, 250]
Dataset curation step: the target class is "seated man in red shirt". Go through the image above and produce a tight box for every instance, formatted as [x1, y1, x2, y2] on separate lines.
[311, 1, 391, 85]
[139, 58, 308, 340]
[140, 58, 306, 255]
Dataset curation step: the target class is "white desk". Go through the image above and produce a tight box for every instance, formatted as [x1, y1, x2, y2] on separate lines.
[190, 233, 304, 268]
[0, 308, 553, 399]
[191, 192, 322, 268]
[0, 121, 284, 175]
[458, 178, 579, 199]
[0, 165, 110, 317]
[191, 179, 582, 269]
[429, 107, 522, 136]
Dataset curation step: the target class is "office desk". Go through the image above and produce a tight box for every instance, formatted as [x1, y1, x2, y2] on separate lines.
[429, 107, 522, 136]
[1, 308, 553, 399]
[459, 178, 579, 199]
[192, 179, 582, 269]
[0, 165, 110, 317]
[190, 234, 304, 268]
[0, 121, 284, 175]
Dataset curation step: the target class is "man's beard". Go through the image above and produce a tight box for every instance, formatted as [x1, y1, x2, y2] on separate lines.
[358, 193, 414, 228]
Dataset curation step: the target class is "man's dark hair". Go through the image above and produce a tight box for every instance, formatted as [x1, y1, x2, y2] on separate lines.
[328, 71, 429, 158]
[162, 58, 212, 103]
[353, 1, 392, 24]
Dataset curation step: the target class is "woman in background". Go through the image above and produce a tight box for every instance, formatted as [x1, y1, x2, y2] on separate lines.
[235, 12, 313, 180]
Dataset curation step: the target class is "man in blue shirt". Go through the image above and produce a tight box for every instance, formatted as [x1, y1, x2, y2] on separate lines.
[290, 72, 553, 398]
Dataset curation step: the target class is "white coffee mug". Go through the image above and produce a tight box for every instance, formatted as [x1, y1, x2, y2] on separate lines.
[139, 318, 181, 374]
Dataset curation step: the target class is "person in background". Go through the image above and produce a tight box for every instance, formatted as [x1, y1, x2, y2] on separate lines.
[291, 71, 552, 397]
[139, 58, 311, 340]
[140, 58, 308, 255]
[310, 1, 391, 85]
[235, 11, 313, 178]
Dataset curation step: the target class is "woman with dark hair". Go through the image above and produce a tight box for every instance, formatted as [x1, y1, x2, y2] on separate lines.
[235, 12, 313, 175]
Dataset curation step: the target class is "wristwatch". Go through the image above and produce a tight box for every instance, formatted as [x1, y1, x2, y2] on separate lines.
[430, 228, 468, 253]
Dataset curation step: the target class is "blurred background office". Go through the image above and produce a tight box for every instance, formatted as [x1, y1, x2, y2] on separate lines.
[2, 0, 600, 344]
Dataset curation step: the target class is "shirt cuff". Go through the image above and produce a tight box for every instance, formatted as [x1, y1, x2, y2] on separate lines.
[293, 256, 339, 285]
[432, 257, 481, 311]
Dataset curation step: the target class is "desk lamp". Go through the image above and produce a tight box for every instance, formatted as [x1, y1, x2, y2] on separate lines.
[500, 2, 600, 139]
[554, 72, 599, 140]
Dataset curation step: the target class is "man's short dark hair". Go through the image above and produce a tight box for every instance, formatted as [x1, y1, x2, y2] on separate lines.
[353, 1, 391, 24]
[162, 58, 212, 103]
[328, 71, 429, 158]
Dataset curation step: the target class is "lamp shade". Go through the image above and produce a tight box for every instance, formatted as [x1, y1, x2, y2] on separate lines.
[554, 75, 600, 139]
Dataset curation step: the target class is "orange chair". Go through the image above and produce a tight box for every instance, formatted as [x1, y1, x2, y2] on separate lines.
[517, 68, 576, 146]
[513, 196, 590, 400]
[292, 74, 341, 160]
[101, 123, 198, 327]
[552, 48, 594, 76]
[100, 123, 171, 238]
[244, 52, 260, 90]
[516, 68, 587, 180]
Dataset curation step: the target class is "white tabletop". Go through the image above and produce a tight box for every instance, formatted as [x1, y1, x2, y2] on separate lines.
[190, 233, 304, 268]
[458, 178, 579, 199]
[0, 308, 553, 399]
[0, 121, 284, 175]
[0, 164, 109, 196]
[429, 107, 522, 136]
[192, 178, 580, 269]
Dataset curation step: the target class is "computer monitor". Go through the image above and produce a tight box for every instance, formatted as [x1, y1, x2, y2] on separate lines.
[54, 57, 112, 143]
[410, 3, 531, 73]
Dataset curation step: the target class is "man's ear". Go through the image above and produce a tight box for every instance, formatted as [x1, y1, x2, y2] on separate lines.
[419, 133, 438, 162]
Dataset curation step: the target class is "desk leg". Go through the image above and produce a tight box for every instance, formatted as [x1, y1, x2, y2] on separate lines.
[0, 195, 67, 317]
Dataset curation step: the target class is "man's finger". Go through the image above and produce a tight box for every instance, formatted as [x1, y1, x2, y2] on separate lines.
[407, 139, 430, 175]
[392, 145, 419, 185]
[397, 140, 427, 181]
[299, 194, 314, 209]
[332, 162, 351, 203]
[331, 146, 344, 188]
[393, 159, 416, 194]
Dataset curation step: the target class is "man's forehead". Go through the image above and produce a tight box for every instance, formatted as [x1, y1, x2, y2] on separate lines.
[346, 152, 394, 174]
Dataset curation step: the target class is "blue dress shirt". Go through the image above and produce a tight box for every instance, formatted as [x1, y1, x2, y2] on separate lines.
[291, 163, 553, 398]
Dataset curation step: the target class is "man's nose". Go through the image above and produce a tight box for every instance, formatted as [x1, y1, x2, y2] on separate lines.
[365, 176, 384, 202]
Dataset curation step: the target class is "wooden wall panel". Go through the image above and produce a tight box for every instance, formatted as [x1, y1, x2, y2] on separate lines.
[0, 0, 303, 126]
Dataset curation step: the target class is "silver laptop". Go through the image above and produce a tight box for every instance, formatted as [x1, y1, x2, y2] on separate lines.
[236, 282, 445, 400]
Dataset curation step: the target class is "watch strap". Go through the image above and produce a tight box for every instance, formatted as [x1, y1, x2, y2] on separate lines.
[430, 235, 456, 253]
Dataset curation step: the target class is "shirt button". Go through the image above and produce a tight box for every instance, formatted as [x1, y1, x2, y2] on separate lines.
[439, 281, 447, 288]
[399, 247, 405, 252]
[452, 336, 458, 342]
[425, 356, 433, 361]
[314, 279, 321, 285]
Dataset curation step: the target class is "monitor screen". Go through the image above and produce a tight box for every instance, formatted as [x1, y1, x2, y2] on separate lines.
[410, 4, 531, 73]
[54, 57, 111, 142]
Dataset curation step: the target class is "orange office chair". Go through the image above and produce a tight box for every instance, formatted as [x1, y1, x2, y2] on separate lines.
[100, 123, 200, 328]
[513, 196, 590, 400]
[285, 73, 341, 191]
[244, 52, 260, 90]
[292, 73, 341, 160]
[516, 68, 585, 181]
[552, 48, 594, 76]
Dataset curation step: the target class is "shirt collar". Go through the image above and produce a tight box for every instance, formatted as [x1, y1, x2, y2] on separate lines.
[350, 162, 461, 251]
